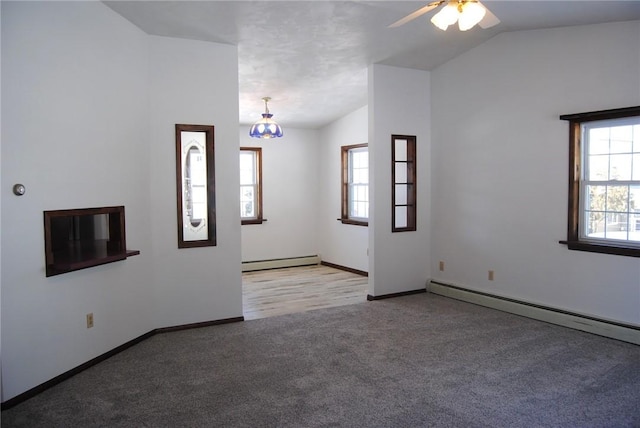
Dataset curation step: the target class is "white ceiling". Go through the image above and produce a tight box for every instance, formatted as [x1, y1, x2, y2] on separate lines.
[103, 1, 640, 129]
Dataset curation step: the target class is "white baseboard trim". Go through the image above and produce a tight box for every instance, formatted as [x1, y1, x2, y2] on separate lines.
[242, 255, 320, 272]
[428, 281, 640, 345]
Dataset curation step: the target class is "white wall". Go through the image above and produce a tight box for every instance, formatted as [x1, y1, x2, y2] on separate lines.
[1, 1, 152, 401]
[368, 65, 431, 296]
[149, 36, 241, 328]
[318, 106, 369, 272]
[0, 2, 241, 401]
[239, 126, 320, 262]
[431, 21, 640, 325]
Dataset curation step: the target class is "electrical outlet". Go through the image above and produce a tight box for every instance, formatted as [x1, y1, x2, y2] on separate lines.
[488, 270, 495, 281]
[439, 261, 445, 271]
[86, 313, 94, 328]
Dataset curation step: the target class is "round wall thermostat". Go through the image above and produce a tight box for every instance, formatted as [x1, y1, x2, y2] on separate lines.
[13, 184, 26, 196]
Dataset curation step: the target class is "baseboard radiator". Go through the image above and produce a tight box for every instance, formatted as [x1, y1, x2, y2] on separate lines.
[241, 255, 320, 272]
[428, 281, 640, 346]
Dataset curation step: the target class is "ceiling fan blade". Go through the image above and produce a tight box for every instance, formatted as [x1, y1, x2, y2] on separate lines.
[388, 2, 443, 28]
[478, 2, 500, 29]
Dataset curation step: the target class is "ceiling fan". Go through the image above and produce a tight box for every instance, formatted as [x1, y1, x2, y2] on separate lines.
[389, 0, 500, 31]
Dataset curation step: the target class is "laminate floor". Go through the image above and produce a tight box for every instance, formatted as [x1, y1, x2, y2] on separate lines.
[242, 264, 369, 320]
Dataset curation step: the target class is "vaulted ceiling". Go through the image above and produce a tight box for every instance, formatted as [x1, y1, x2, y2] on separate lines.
[104, 1, 640, 128]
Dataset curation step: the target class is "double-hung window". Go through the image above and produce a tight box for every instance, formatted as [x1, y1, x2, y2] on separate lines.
[240, 147, 263, 225]
[341, 144, 369, 226]
[560, 106, 640, 257]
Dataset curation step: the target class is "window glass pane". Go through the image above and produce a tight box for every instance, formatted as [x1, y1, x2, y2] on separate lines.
[585, 210, 605, 237]
[588, 155, 608, 180]
[350, 199, 367, 218]
[240, 186, 255, 218]
[609, 154, 632, 180]
[631, 185, 640, 211]
[586, 185, 606, 212]
[395, 162, 407, 183]
[239, 152, 256, 185]
[360, 151, 368, 166]
[357, 202, 367, 218]
[348, 151, 356, 170]
[587, 127, 610, 155]
[395, 140, 407, 161]
[358, 185, 368, 202]
[352, 150, 367, 168]
[395, 184, 407, 205]
[353, 169, 367, 184]
[610, 125, 633, 153]
[242, 201, 254, 218]
[605, 212, 627, 240]
[240, 186, 254, 201]
[395, 207, 407, 228]
[240, 170, 254, 185]
[606, 185, 628, 212]
[239, 152, 253, 169]
[633, 154, 640, 180]
[630, 186, 640, 241]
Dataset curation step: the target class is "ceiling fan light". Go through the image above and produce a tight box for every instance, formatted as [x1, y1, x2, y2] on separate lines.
[458, 1, 486, 31]
[430, 2, 459, 31]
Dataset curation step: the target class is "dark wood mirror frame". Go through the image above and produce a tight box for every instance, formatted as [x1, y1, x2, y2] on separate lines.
[175, 124, 217, 248]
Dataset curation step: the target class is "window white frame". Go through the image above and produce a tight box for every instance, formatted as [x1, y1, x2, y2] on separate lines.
[240, 147, 263, 225]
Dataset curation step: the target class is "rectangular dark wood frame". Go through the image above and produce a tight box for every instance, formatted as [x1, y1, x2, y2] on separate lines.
[340, 143, 369, 226]
[43, 205, 139, 277]
[559, 106, 640, 258]
[391, 134, 417, 232]
[175, 124, 217, 248]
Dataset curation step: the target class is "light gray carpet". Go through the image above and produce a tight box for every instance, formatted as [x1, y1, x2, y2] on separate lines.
[3, 293, 639, 427]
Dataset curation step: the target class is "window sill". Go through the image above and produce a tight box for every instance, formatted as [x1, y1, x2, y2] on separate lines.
[338, 218, 368, 227]
[559, 240, 640, 258]
[241, 218, 267, 225]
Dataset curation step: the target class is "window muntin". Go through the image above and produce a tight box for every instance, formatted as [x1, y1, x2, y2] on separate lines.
[240, 147, 263, 225]
[341, 144, 368, 226]
[560, 106, 640, 257]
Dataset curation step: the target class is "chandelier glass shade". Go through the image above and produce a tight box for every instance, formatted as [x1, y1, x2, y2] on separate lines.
[249, 97, 283, 139]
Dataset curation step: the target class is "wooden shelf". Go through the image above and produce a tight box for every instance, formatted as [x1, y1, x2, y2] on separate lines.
[44, 206, 139, 277]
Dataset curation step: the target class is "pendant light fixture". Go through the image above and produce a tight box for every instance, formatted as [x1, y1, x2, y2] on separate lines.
[249, 97, 283, 139]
